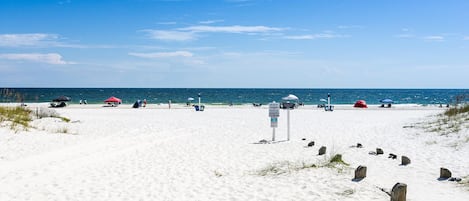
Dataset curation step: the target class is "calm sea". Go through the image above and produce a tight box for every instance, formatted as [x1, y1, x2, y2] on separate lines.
[1, 88, 468, 105]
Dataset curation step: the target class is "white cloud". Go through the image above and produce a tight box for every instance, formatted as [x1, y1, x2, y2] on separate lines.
[143, 25, 283, 41]
[158, 21, 177, 25]
[0, 53, 72, 64]
[0, 33, 110, 48]
[424, 35, 444, 41]
[143, 30, 196, 41]
[198, 20, 224, 24]
[464, 36, 469, 40]
[0, 33, 59, 47]
[178, 25, 283, 33]
[283, 33, 346, 40]
[129, 51, 193, 58]
[394, 34, 415, 38]
[337, 25, 363, 29]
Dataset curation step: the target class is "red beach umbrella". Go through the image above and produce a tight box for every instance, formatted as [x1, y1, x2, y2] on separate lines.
[104, 96, 122, 104]
[354, 100, 368, 108]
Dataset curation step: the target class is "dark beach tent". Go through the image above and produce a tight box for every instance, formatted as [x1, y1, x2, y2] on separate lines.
[132, 101, 140, 108]
[52, 95, 71, 102]
[354, 100, 368, 108]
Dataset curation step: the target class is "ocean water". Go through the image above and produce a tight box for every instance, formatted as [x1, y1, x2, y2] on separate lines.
[1, 88, 468, 105]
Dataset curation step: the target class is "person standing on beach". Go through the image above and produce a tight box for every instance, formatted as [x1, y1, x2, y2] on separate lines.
[143, 99, 147, 107]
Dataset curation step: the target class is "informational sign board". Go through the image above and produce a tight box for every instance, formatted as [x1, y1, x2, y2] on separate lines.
[269, 102, 280, 118]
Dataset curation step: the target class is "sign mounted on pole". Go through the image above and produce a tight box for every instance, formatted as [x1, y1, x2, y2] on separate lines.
[269, 102, 280, 118]
[268, 102, 280, 141]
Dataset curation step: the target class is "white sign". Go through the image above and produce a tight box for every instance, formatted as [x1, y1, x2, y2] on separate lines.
[269, 102, 280, 117]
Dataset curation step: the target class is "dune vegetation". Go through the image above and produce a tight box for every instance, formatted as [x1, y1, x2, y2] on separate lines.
[0, 106, 32, 131]
[419, 94, 469, 136]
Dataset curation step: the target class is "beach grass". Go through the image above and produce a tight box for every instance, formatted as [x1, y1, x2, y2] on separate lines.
[0, 106, 72, 133]
[444, 104, 469, 117]
[327, 154, 349, 166]
[257, 154, 349, 176]
[256, 160, 318, 176]
[422, 104, 469, 136]
[33, 107, 71, 122]
[0, 106, 32, 131]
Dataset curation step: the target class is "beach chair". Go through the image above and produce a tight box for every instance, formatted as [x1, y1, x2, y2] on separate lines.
[194, 105, 205, 111]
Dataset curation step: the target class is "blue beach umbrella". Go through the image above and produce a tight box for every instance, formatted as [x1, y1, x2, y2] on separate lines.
[380, 99, 394, 104]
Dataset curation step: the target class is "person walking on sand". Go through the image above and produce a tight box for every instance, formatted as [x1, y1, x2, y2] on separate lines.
[143, 99, 147, 107]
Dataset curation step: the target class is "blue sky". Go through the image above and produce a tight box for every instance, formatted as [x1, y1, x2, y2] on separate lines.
[1, 0, 468, 88]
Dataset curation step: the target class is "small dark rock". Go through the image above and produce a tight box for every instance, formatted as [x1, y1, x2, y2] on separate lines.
[318, 146, 327, 155]
[389, 153, 397, 159]
[376, 148, 384, 155]
[357, 143, 363, 148]
[368, 151, 377, 155]
[302, 138, 306, 141]
[307, 141, 315, 147]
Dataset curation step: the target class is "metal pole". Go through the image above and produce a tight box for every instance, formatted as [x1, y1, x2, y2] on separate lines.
[198, 93, 201, 108]
[287, 108, 290, 141]
[272, 127, 275, 141]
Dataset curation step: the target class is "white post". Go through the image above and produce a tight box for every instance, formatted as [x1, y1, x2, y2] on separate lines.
[272, 127, 276, 141]
[287, 108, 290, 141]
[198, 93, 201, 108]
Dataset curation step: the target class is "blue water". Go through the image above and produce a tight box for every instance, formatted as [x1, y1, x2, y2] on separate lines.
[1, 88, 468, 105]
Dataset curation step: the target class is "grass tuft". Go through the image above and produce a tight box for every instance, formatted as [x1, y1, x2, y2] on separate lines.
[422, 104, 469, 136]
[256, 154, 349, 176]
[0, 106, 32, 131]
[328, 154, 349, 166]
[444, 104, 469, 117]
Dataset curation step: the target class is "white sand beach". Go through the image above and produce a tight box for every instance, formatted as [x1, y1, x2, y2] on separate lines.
[1, 104, 468, 201]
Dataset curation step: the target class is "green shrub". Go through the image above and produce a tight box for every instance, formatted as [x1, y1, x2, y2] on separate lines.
[329, 154, 349, 165]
